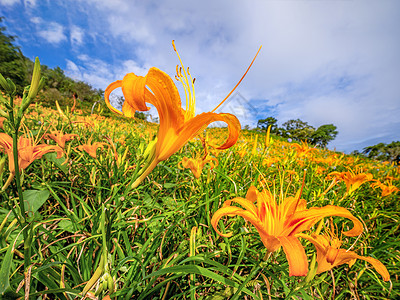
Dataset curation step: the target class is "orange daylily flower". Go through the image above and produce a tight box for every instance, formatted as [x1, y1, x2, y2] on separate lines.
[77, 139, 107, 158]
[105, 42, 260, 187]
[298, 232, 390, 281]
[328, 169, 374, 194]
[262, 157, 279, 167]
[44, 130, 78, 148]
[211, 186, 363, 276]
[0, 132, 63, 174]
[178, 155, 218, 179]
[292, 141, 317, 157]
[371, 180, 399, 197]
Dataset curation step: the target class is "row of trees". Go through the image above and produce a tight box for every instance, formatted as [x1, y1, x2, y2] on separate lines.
[257, 117, 338, 148]
[361, 141, 400, 165]
[0, 17, 102, 108]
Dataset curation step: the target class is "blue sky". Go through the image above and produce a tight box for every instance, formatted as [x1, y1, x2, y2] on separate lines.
[1, 0, 399, 153]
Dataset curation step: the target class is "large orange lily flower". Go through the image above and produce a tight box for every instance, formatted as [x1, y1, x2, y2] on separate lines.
[105, 42, 260, 187]
[328, 169, 373, 194]
[211, 186, 363, 276]
[298, 232, 390, 281]
[0, 132, 63, 174]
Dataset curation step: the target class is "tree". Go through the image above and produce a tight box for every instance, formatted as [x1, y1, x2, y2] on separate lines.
[282, 119, 315, 142]
[243, 125, 251, 130]
[134, 111, 147, 121]
[363, 141, 400, 164]
[257, 117, 278, 133]
[311, 124, 338, 147]
[0, 17, 29, 94]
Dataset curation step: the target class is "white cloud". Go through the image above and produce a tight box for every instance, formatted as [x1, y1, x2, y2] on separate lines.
[66, 59, 80, 74]
[8, 0, 399, 152]
[30, 16, 41, 24]
[70, 25, 84, 47]
[33, 19, 67, 44]
[0, 0, 19, 5]
[65, 55, 149, 91]
[23, 0, 36, 7]
[79, 0, 400, 147]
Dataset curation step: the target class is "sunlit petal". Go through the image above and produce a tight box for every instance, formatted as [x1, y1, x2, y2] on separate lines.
[286, 205, 363, 237]
[278, 236, 308, 276]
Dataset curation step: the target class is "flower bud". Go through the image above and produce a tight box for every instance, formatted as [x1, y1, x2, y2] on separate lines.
[27, 57, 41, 100]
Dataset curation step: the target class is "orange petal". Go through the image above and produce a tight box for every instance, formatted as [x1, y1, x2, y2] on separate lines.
[286, 205, 363, 237]
[246, 186, 258, 203]
[359, 255, 390, 281]
[144, 67, 185, 131]
[104, 80, 123, 115]
[211, 205, 265, 239]
[278, 236, 308, 276]
[229, 195, 258, 216]
[156, 112, 240, 161]
[121, 73, 150, 113]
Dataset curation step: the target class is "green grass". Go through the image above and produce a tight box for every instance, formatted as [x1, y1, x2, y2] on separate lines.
[0, 104, 398, 299]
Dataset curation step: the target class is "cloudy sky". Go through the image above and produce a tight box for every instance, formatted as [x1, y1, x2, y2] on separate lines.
[1, 0, 399, 153]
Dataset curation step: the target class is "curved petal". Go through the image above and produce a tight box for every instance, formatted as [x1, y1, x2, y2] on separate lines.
[145, 68, 185, 132]
[156, 111, 240, 161]
[278, 236, 308, 276]
[229, 196, 258, 216]
[104, 73, 152, 118]
[297, 233, 329, 252]
[121, 73, 150, 113]
[0, 133, 13, 152]
[211, 205, 264, 238]
[285, 205, 363, 237]
[213, 113, 241, 150]
[104, 80, 123, 115]
[359, 255, 390, 281]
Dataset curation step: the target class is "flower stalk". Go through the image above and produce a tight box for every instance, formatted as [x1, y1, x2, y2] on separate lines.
[0, 57, 45, 296]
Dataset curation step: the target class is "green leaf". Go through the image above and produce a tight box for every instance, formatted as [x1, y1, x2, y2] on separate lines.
[143, 265, 258, 298]
[0, 236, 16, 295]
[58, 219, 74, 233]
[44, 152, 68, 174]
[23, 189, 50, 218]
[163, 183, 176, 189]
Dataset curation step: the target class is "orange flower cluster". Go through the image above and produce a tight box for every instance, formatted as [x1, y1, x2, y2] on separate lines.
[211, 183, 389, 280]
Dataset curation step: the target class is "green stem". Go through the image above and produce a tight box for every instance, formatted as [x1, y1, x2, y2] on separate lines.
[101, 204, 108, 267]
[10, 105, 32, 284]
[131, 159, 160, 189]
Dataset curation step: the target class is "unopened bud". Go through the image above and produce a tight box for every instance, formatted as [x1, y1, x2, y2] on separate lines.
[27, 57, 41, 100]
[0, 73, 8, 91]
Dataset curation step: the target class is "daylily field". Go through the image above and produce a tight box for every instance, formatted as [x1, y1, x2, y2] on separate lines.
[0, 55, 399, 300]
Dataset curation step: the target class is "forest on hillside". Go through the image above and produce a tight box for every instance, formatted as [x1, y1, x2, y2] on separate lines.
[0, 17, 102, 109]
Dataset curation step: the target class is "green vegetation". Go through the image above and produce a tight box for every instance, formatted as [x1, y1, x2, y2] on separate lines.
[0, 18, 398, 300]
[363, 141, 400, 164]
[0, 17, 102, 109]
[257, 117, 338, 148]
